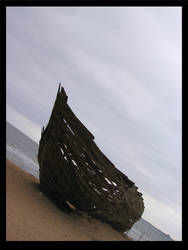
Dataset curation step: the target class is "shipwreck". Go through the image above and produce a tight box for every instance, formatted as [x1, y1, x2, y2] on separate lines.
[38, 84, 144, 232]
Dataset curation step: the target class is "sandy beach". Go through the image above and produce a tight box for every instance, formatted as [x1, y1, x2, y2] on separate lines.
[6, 159, 133, 241]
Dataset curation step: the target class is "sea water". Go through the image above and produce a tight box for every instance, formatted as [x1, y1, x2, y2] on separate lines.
[6, 121, 39, 178]
[6, 121, 173, 241]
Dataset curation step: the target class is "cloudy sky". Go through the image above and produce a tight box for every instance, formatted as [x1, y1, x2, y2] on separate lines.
[6, 7, 182, 240]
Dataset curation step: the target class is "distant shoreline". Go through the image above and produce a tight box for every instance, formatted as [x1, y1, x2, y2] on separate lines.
[6, 159, 133, 241]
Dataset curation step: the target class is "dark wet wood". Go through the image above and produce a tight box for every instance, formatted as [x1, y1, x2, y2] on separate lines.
[38, 84, 144, 232]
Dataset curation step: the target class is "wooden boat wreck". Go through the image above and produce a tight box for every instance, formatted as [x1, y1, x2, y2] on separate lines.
[38, 84, 144, 232]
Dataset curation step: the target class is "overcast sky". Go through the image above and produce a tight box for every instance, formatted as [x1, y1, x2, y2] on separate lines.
[6, 7, 182, 240]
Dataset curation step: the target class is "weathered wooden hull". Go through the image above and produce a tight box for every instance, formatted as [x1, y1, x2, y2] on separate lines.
[38, 84, 144, 232]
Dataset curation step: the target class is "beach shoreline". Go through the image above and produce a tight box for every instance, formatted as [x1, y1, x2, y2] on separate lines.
[6, 159, 133, 241]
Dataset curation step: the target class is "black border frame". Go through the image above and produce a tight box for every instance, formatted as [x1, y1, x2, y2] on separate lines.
[0, 0, 186, 249]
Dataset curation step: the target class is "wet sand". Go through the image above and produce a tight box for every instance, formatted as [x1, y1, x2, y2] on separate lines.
[6, 159, 133, 241]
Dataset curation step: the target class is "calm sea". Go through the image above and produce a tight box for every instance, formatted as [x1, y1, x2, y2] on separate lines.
[6, 121, 173, 241]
